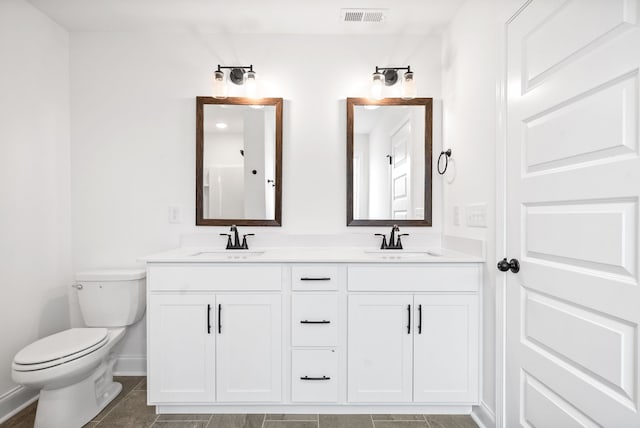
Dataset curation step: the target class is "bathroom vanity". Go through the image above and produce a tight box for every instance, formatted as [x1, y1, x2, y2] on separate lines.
[142, 248, 481, 415]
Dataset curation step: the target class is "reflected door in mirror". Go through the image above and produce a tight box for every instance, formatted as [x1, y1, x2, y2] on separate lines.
[348, 98, 432, 226]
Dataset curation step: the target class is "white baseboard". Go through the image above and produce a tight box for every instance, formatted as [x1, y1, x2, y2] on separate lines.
[113, 355, 146, 376]
[471, 401, 496, 428]
[0, 385, 38, 424]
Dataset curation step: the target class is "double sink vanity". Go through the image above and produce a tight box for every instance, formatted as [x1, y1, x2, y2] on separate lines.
[142, 95, 481, 415]
[142, 242, 482, 414]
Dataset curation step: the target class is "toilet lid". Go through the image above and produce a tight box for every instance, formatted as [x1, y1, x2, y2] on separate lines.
[14, 328, 108, 365]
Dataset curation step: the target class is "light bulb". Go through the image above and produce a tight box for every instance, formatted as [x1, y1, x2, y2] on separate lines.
[371, 71, 385, 100]
[212, 70, 227, 99]
[402, 71, 416, 99]
[245, 70, 258, 99]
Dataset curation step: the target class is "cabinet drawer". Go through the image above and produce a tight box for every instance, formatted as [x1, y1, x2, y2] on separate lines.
[148, 265, 282, 291]
[347, 264, 480, 292]
[291, 265, 339, 290]
[291, 349, 338, 403]
[292, 294, 338, 347]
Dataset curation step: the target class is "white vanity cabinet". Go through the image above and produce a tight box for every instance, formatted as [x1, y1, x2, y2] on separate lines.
[145, 255, 481, 414]
[148, 294, 216, 403]
[216, 294, 282, 402]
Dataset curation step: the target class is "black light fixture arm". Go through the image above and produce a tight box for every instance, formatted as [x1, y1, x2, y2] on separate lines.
[375, 65, 411, 73]
[217, 64, 254, 72]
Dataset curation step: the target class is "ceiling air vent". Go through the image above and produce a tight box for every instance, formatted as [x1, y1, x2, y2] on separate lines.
[341, 8, 387, 23]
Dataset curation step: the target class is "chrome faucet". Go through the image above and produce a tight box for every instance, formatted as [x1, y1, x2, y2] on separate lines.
[375, 224, 409, 250]
[221, 225, 254, 250]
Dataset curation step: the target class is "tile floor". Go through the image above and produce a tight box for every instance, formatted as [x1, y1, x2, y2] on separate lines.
[0, 377, 478, 428]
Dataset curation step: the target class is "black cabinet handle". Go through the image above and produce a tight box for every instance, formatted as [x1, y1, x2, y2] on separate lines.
[300, 277, 331, 281]
[300, 376, 331, 381]
[407, 304, 411, 334]
[218, 304, 222, 334]
[418, 304, 422, 334]
[300, 320, 331, 324]
[207, 304, 211, 334]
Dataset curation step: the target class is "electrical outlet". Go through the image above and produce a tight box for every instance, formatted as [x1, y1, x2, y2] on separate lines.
[466, 203, 487, 228]
[168, 205, 181, 224]
[453, 205, 460, 226]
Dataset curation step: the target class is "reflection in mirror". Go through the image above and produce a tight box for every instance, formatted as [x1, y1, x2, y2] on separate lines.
[196, 97, 282, 226]
[347, 98, 432, 226]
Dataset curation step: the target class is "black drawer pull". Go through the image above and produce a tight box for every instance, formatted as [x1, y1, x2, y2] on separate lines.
[300, 376, 331, 381]
[300, 320, 331, 324]
[300, 277, 331, 281]
[207, 304, 211, 334]
[218, 304, 222, 334]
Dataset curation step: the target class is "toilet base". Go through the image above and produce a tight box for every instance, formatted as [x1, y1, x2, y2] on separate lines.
[33, 356, 122, 428]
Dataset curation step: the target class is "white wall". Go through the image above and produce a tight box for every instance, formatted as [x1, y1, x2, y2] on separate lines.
[0, 0, 71, 418]
[69, 33, 444, 362]
[442, 0, 498, 424]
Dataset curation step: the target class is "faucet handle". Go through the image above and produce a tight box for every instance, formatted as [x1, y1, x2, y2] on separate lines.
[396, 233, 409, 250]
[241, 233, 255, 250]
[220, 233, 232, 249]
[374, 233, 388, 250]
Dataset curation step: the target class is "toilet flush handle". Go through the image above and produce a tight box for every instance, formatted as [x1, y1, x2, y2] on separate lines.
[72, 284, 83, 290]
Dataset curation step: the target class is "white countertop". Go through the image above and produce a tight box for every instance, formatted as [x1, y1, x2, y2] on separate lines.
[140, 247, 483, 264]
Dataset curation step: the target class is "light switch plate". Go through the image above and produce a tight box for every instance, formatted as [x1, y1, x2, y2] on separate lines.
[168, 205, 181, 224]
[466, 203, 487, 228]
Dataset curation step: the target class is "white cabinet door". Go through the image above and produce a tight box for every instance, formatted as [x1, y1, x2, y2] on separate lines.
[148, 294, 215, 403]
[348, 294, 413, 402]
[216, 294, 282, 402]
[413, 294, 478, 403]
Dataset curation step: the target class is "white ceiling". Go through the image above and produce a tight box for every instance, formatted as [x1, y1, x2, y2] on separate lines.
[27, 0, 466, 34]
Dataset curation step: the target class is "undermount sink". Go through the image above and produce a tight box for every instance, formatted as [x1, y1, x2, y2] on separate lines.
[189, 251, 265, 260]
[363, 250, 443, 260]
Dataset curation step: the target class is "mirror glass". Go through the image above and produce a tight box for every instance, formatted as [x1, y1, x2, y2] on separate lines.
[347, 98, 432, 226]
[196, 97, 282, 226]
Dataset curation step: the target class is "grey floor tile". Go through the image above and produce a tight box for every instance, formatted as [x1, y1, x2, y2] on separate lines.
[97, 389, 157, 427]
[157, 414, 211, 421]
[372, 415, 425, 421]
[83, 423, 100, 428]
[207, 414, 264, 428]
[425, 415, 478, 428]
[92, 376, 145, 422]
[373, 422, 429, 428]
[153, 422, 208, 428]
[135, 378, 147, 390]
[319, 414, 373, 428]
[0, 401, 37, 428]
[267, 414, 318, 421]
[263, 422, 318, 428]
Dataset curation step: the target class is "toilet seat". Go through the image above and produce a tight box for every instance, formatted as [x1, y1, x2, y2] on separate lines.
[13, 328, 108, 372]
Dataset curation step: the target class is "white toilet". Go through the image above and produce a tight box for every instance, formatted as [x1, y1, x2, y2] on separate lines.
[12, 269, 146, 428]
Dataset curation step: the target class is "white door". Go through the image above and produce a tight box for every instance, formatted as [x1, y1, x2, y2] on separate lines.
[216, 294, 282, 402]
[390, 119, 412, 220]
[147, 294, 215, 403]
[413, 294, 478, 403]
[505, 1, 640, 426]
[347, 294, 413, 402]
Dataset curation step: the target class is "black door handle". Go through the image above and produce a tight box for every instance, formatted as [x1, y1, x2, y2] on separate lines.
[300, 376, 331, 381]
[407, 304, 411, 334]
[418, 304, 422, 334]
[218, 304, 222, 334]
[300, 277, 331, 281]
[300, 320, 331, 324]
[207, 304, 211, 334]
[497, 257, 520, 273]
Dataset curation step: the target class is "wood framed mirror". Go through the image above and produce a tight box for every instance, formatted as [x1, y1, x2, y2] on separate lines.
[347, 97, 432, 226]
[196, 97, 283, 226]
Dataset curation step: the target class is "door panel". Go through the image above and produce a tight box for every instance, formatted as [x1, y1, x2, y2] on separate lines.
[347, 294, 413, 402]
[505, 0, 640, 426]
[216, 294, 282, 402]
[147, 294, 215, 403]
[413, 295, 478, 403]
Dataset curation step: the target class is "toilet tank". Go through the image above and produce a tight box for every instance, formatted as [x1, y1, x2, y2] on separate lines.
[75, 269, 146, 327]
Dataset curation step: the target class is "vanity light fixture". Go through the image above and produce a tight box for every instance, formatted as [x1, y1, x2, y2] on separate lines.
[370, 65, 416, 99]
[212, 64, 259, 99]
